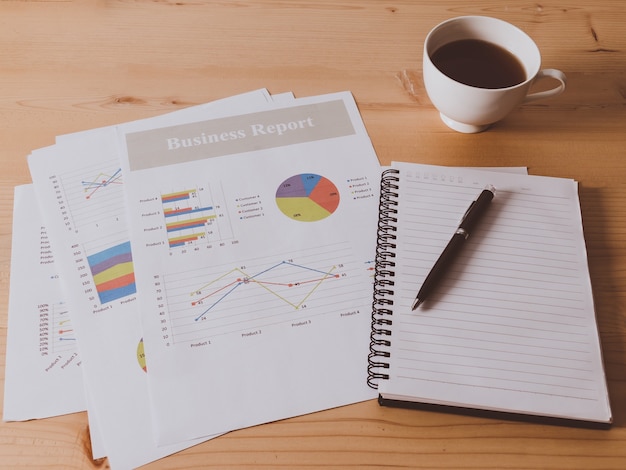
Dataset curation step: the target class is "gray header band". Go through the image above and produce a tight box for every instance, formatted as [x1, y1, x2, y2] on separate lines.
[126, 99, 355, 171]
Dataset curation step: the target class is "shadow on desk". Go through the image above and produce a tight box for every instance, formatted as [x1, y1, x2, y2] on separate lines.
[579, 184, 625, 428]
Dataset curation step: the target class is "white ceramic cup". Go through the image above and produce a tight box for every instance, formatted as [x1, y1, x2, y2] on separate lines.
[423, 16, 566, 133]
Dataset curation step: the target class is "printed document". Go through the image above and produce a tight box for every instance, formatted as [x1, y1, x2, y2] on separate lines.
[117, 92, 380, 444]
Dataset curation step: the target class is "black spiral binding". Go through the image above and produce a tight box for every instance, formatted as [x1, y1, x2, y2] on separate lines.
[367, 168, 400, 389]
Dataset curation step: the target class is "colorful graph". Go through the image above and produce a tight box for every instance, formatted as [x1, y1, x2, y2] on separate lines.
[275, 174, 340, 222]
[160, 242, 367, 345]
[81, 168, 122, 200]
[161, 187, 229, 248]
[87, 241, 136, 304]
[53, 160, 127, 233]
[190, 260, 340, 321]
[137, 338, 147, 373]
[53, 303, 76, 349]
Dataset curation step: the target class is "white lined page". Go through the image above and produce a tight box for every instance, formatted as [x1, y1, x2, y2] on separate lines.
[380, 162, 611, 424]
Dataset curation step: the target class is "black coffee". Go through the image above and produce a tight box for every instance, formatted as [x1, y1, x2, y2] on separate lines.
[431, 39, 526, 89]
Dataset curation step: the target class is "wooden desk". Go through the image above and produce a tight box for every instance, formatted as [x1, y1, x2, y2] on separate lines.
[1, 1, 624, 468]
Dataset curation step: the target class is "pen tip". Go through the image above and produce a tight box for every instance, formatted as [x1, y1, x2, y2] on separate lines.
[411, 298, 422, 310]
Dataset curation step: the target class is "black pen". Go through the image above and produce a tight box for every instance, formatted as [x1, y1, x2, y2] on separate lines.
[411, 185, 496, 310]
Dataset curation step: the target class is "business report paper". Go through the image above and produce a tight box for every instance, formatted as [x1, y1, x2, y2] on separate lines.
[117, 91, 381, 444]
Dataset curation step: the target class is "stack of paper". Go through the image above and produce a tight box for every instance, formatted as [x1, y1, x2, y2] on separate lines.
[3, 89, 382, 468]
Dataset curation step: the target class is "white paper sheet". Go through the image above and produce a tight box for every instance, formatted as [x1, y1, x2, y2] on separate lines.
[117, 91, 380, 444]
[27, 89, 273, 469]
[3, 185, 86, 421]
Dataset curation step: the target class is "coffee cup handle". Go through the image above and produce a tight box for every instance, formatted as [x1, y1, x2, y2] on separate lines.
[524, 69, 567, 103]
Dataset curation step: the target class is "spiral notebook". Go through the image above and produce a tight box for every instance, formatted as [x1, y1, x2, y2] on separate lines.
[367, 162, 612, 427]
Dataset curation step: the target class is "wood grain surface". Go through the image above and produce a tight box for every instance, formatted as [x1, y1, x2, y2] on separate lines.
[0, 1, 624, 468]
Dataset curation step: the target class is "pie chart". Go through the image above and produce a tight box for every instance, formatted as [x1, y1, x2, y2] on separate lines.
[276, 173, 340, 222]
[137, 338, 147, 373]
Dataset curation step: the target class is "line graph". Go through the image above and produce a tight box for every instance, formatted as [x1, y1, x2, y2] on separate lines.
[158, 242, 368, 345]
[190, 261, 340, 321]
[81, 168, 122, 200]
[53, 159, 126, 234]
